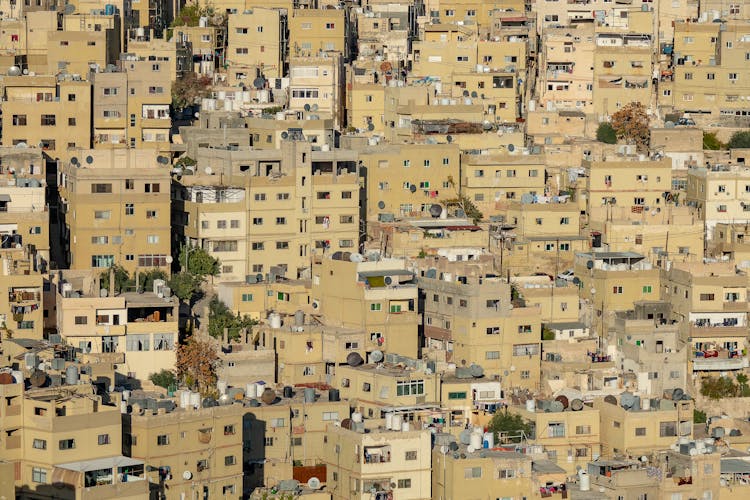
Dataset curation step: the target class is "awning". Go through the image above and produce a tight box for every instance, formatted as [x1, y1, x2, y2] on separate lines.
[0, 194, 11, 202]
[721, 459, 750, 474]
[56, 455, 143, 472]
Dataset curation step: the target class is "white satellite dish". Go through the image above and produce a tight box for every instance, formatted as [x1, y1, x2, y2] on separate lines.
[182, 470, 192, 480]
[370, 350, 384, 362]
[204, 167, 213, 175]
[307, 477, 321, 489]
[165, 256, 173, 264]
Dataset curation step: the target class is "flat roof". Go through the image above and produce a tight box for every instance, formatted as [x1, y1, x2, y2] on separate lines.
[533, 459, 567, 474]
[721, 458, 750, 474]
[546, 321, 587, 331]
[56, 456, 143, 472]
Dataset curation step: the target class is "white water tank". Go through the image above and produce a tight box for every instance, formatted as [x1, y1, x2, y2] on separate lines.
[246, 383, 258, 398]
[641, 398, 651, 410]
[269, 313, 282, 329]
[483, 432, 494, 449]
[392, 414, 403, 430]
[579, 472, 590, 491]
[120, 400, 128, 414]
[385, 413, 394, 430]
[470, 432, 482, 450]
[179, 390, 190, 408]
[526, 399, 536, 412]
[217, 380, 228, 395]
[401, 421, 410, 432]
[189, 392, 201, 408]
[352, 412, 363, 423]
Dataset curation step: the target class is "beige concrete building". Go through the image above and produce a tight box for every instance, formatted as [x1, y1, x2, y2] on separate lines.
[289, 54, 345, 128]
[1, 75, 92, 160]
[595, 394, 693, 457]
[55, 270, 178, 382]
[173, 140, 359, 282]
[227, 8, 285, 83]
[289, 9, 348, 59]
[59, 149, 171, 274]
[661, 261, 750, 375]
[126, 400, 243, 498]
[687, 163, 750, 239]
[323, 426, 432, 500]
[314, 255, 418, 359]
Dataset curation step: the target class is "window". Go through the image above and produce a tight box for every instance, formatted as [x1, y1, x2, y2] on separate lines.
[32, 467, 47, 483]
[342, 191, 353, 199]
[485, 351, 500, 360]
[448, 392, 467, 400]
[635, 427, 646, 436]
[144, 183, 160, 193]
[498, 469, 515, 479]
[75, 316, 88, 325]
[613, 286, 624, 294]
[729, 73, 738, 81]
[325, 22, 335, 29]
[548, 422, 565, 438]
[147, 235, 159, 244]
[659, 421, 677, 437]
[487, 327, 500, 335]
[241, 293, 253, 302]
[126, 334, 149, 351]
[513, 344, 540, 356]
[642, 285, 652, 293]
[40, 114, 56, 126]
[225, 455, 236, 466]
[197, 459, 209, 471]
[465, 467, 482, 479]
[253, 217, 263, 225]
[98, 434, 110, 445]
[94, 210, 111, 219]
[396, 380, 424, 396]
[223, 485, 236, 495]
[125, 203, 134, 215]
[33, 438, 47, 449]
[146, 210, 157, 219]
[405, 450, 417, 460]
[270, 418, 285, 428]
[68, 117, 76, 126]
[389, 304, 402, 313]
[214, 241, 239, 252]
[370, 303, 382, 311]
[403, 159, 411, 167]
[157, 434, 169, 445]
[264, 437, 274, 446]
[91, 255, 114, 268]
[700, 293, 715, 301]
[276, 242, 289, 250]
[576, 425, 591, 435]
[322, 411, 340, 421]
[12, 114, 27, 126]
[59, 439, 75, 450]
[252, 242, 264, 251]
[397, 479, 411, 488]
[153, 334, 173, 351]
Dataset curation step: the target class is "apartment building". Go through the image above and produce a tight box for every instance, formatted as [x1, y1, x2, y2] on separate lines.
[512, 276, 580, 324]
[588, 205, 703, 260]
[125, 400, 243, 498]
[126, 33, 191, 82]
[418, 270, 541, 390]
[366, 218, 488, 260]
[592, 11, 654, 117]
[172, 140, 359, 282]
[245, 116, 335, 151]
[0, 382, 147, 499]
[613, 304, 689, 397]
[56, 270, 178, 382]
[347, 82, 385, 134]
[1, 75, 92, 159]
[432, 446, 532, 500]
[323, 426, 432, 500]
[227, 8, 285, 83]
[217, 278, 312, 321]
[460, 153, 546, 217]
[661, 261, 750, 375]
[289, 54, 345, 128]
[508, 402, 602, 474]
[58, 149, 171, 274]
[359, 143, 460, 222]
[91, 57, 172, 151]
[686, 163, 750, 238]
[595, 394, 693, 457]
[289, 9, 348, 59]
[46, 29, 118, 77]
[0, 11, 57, 74]
[668, 21, 750, 120]
[355, 2, 410, 64]
[0, 247, 45, 339]
[584, 156, 673, 218]
[537, 24, 595, 114]
[574, 251, 660, 321]
[709, 222, 750, 262]
[314, 255, 419, 358]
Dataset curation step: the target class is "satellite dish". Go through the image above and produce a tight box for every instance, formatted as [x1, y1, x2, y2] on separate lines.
[462, 90, 469, 97]
[378, 201, 386, 209]
[586, 260, 594, 270]
[429, 204, 442, 217]
[367, 122, 375, 131]
[157, 155, 169, 165]
[469, 364, 484, 378]
[307, 477, 321, 489]
[471, 91, 478, 98]
[311, 104, 319, 111]
[182, 471, 192, 480]
[449, 442, 459, 451]
[63, 3, 75, 14]
[281, 131, 289, 139]
[166, 256, 173, 264]
[572, 277, 580, 285]
[85, 156, 94, 164]
[482, 120, 493, 131]
[70, 157, 79, 165]
[100, 289, 108, 297]
[507, 144, 515, 152]
[347, 352, 364, 366]
[425, 268, 437, 279]
[410, 184, 417, 193]
[256, 273, 264, 282]
[370, 350, 384, 362]
[349, 253, 364, 262]
[446, 135, 453, 143]
[304, 103, 311, 112]
[204, 167, 213, 175]
[15, 142, 28, 148]
[384, 276, 393, 285]
[7, 66, 21, 76]
[252, 77, 266, 89]
[664, 121, 675, 128]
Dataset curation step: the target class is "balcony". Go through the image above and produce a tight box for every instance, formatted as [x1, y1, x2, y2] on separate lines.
[689, 324, 746, 338]
[693, 350, 748, 371]
[724, 301, 748, 312]
[364, 445, 391, 464]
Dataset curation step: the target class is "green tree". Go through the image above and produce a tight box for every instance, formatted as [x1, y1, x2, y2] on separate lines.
[703, 131, 725, 150]
[168, 272, 201, 303]
[99, 265, 131, 295]
[596, 122, 617, 144]
[700, 376, 738, 400]
[737, 373, 750, 396]
[610, 102, 650, 152]
[693, 409, 707, 424]
[488, 408, 533, 443]
[179, 244, 220, 279]
[149, 369, 176, 389]
[207, 296, 258, 342]
[727, 130, 750, 149]
[137, 268, 168, 293]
